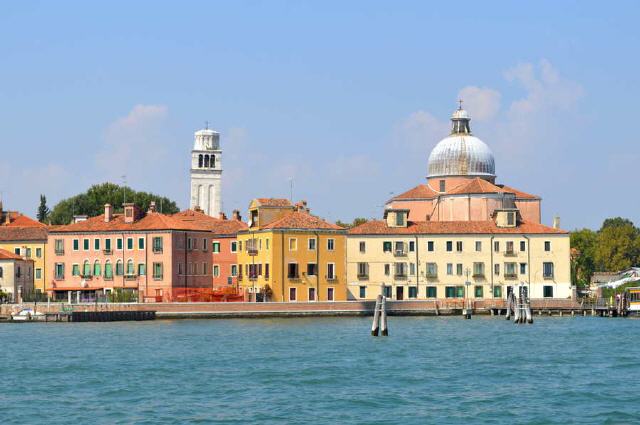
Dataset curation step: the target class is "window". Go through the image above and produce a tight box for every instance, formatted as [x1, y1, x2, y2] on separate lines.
[289, 238, 297, 251]
[473, 262, 485, 277]
[359, 241, 366, 253]
[152, 237, 162, 253]
[117, 238, 123, 250]
[327, 239, 335, 251]
[543, 262, 554, 278]
[104, 262, 113, 279]
[327, 287, 335, 301]
[212, 242, 221, 253]
[35, 247, 42, 258]
[520, 241, 526, 251]
[409, 263, 416, 276]
[408, 286, 417, 298]
[230, 264, 238, 277]
[505, 262, 517, 277]
[26, 248, 31, 257]
[357, 262, 368, 277]
[456, 241, 463, 252]
[238, 241, 242, 252]
[446, 241, 453, 252]
[187, 238, 193, 251]
[266, 239, 269, 250]
[447, 263, 453, 275]
[126, 260, 135, 275]
[0, 267, 3, 278]
[359, 286, 366, 298]
[83, 239, 89, 251]
[327, 263, 336, 280]
[494, 241, 500, 252]
[265, 264, 270, 279]
[445, 286, 456, 298]
[153, 262, 163, 279]
[92, 239, 99, 251]
[409, 241, 415, 252]
[14, 247, 20, 256]
[493, 286, 502, 298]
[213, 265, 220, 277]
[126, 238, 133, 250]
[35, 268, 41, 279]
[426, 286, 437, 298]
[494, 264, 500, 276]
[439, 179, 445, 192]
[288, 263, 299, 279]
[72, 264, 80, 276]
[104, 238, 112, 252]
[306, 263, 317, 276]
[55, 263, 64, 279]
[395, 262, 407, 277]
[506, 241, 514, 254]
[138, 263, 146, 276]
[383, 241, 392, 253]
[93, 261, 101, 277]
[308, 238, 316, 250]
[456, 263, 463, 276]
[544, 241, 551, 252]
[543, 285, 554, 298]
[395, 241, 405, 255]
[55, 239, 64, 254]
[456, 286, 465, 298]
[383, 286, 392, 298]
[116, 260, 124, 276]
[308, 287, 316, 301]
[507, 212, 515, 226]
[138, 237, 145, 250]
[289, 287, 297, 301]
[426, 263, 437, 277]
[475, 241, 482, 252]
[427, 241, 434, 252]
[230, 241, 238, 253]
[73, 239, 79, 251]
[384, 264, 390, 276]
[178, 263, 184, 275]
[520, 263, 527, 274]
[395, 212, 405, 226]
[475, 286, 484, 298]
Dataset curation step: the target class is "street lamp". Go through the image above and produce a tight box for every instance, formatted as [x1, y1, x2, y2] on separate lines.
[464, 267, 472, 319]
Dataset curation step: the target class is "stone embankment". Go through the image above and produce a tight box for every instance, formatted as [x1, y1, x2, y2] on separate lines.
[0, 299, 584, 320]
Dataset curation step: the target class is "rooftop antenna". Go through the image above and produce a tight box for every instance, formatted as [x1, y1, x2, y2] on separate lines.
[289, 178, 294, 202]
[121, 175, 127, 206]
[205, 120, 209, 130]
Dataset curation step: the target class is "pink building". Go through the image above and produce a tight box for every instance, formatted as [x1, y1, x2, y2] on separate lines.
[46, 203, 214, 303]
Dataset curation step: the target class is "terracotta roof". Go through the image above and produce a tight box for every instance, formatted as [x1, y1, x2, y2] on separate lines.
[391, 184, 439, 200]
[348, 220, 568, 235]
[0, 248, 28, 260]
[447, 178, 504, 195]
[0, 226, 49, 242]
[497, 184, 539, 200]
[255, 198, 293, 207]
[172, 210, 247, 235]
[260, 211, 344, 231]
[1, 212, 47, 228]
[50, 212, 212, 233]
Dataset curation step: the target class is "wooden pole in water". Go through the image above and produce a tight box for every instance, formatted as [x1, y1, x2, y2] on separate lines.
[371, 295, 381, 336]
[380, 296, 388, 336]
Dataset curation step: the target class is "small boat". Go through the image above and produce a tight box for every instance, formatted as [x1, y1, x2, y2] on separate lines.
[11, 308, 45, 321]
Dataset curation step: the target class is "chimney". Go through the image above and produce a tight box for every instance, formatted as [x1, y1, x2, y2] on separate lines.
[123, 203, 139, 224]
[218, 212, 227, 220]
[553, 215, 560, 229]
[148, 201, 157, 213]
[104, 204, 113, 223]
[232, 209, 241, 221]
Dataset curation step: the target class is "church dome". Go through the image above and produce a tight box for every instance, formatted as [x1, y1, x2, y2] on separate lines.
[427, 107, 495, 178]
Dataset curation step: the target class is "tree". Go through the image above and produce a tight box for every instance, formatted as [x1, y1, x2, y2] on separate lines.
[36, 194, 50, 223]
[594, 218, 640, 272]
[570, 228, 597, 287]
[335, 217, 368, 229]
[48, 183, 180, 225]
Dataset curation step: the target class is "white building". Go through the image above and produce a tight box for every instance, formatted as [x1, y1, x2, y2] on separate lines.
[189, 127, 222, 217]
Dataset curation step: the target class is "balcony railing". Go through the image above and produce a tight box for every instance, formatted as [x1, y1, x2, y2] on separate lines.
[103, 249, 113, 255]
[504, 250, 517, 257]
[504, 273, 518, 280]
[394, 273, 407, 280]
[247, 248, 258, 256]
[326, 275, 337, 281]
[153, 247, 163, 254]
[394, 250, 407, 257]
[55, 249, 64, 255]
[80, 274, 92, 279]
[543, 274, 554, 280]
[473, 272, 485, 278]
[124, 274, 138, 281]
[357, 273, 369, 280]
[425, 271, 438, 278]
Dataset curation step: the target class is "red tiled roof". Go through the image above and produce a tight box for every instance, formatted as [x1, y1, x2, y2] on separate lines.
[1, 212, 47, 228]
[255, 198, 293, 207]
[348, 220, 567, 235]
[0, 226, 48, 242]
[0, 248, 28, 260]
[260, 211, 344, 231]
[50, 212, 212, 233]
[391, 184, 439, 200]
[391, 179, 540, 200]
[172, 209, 248, 235]
[497, 184, 539, 200]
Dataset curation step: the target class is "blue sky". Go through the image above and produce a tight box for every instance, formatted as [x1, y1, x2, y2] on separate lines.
[1, 1, 638, 229]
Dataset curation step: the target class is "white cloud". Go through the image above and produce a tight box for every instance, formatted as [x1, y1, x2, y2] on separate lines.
[396, 110, 449, 153]
[457, 86, 501, 121]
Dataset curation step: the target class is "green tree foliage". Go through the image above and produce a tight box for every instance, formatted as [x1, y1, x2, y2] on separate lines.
[48, 183, 180, 225]
[570, 228, 597, 287]
[335, 217, 368, 228]
[36, 194, 50, 223]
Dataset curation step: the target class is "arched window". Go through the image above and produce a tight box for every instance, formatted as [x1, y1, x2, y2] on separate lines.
[104, 261, 113, 279]
[127, 259, 135, 275]
[116, 260, 124, 276]
[83, 260, 91, 277]
[211, 155, 215, 168]
[93, 260, 101, 277]
[204, 155, 209, 168]
[198, 154, 203, 168]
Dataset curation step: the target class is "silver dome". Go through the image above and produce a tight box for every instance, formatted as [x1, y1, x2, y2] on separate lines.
[427, 108, 495, 178]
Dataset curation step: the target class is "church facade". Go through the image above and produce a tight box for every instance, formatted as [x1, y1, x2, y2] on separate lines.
[189, 127, 222, 217]
[346, 105, 571, 301]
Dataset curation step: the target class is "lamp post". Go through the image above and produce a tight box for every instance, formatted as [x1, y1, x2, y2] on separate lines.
[464, 267, 472, 319]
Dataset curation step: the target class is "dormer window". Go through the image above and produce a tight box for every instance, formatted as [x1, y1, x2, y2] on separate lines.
[395, 212, 406, 226]
[439, 180, 446, 192]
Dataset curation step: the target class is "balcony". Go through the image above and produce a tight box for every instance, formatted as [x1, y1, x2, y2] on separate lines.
[394, 250, 407, 257]
[394, 273, 407, 280]
[504, 250, 517, 257]
[103, 249, 113, 255]
[326, 275, 337, 281]
[247, 248, 258, 256]
[153, 247, 163, 254]
[543, 274, 554, 280]
[124, 274, 138, 281]
[80, 274, 93, 280]
[425, 271, 438, 279]
[357, 273, 369, 280]
[472, 272, 485, 278]
[55, 249, 64, 256]
[504, 273, 518, 280]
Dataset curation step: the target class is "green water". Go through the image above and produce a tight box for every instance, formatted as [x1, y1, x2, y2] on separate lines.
[1, 316, 638, 424]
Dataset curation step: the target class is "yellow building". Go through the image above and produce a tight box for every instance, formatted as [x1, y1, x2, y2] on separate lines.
[0, 208, 48, 294]
[347, 209, 571, 300]
[237, 198, 347, 302]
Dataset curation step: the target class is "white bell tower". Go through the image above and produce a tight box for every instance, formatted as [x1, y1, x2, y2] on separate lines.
[189, 125, 222, 216]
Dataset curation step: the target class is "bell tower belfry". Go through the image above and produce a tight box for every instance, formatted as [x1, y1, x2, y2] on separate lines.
[189, 125, 222, 216]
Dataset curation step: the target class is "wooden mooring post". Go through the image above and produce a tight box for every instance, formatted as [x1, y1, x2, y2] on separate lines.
[371, 295, 388, 337]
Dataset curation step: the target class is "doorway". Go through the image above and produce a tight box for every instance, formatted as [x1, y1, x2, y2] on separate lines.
[396, 286, 404, 301]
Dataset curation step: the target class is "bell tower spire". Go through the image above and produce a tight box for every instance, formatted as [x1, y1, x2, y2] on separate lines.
[189, 125, 222, 217]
